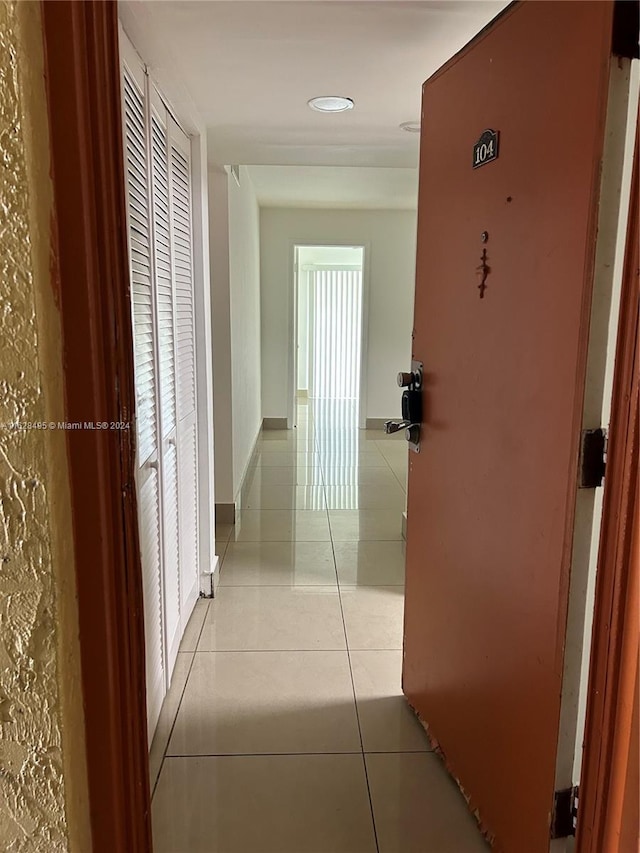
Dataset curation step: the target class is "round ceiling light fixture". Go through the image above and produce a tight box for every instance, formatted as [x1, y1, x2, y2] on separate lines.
[400, 121, 421, 133]
[308, 96, 355, 113]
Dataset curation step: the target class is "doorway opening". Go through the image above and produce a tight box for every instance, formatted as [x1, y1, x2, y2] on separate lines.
[294, 245, 366, 432]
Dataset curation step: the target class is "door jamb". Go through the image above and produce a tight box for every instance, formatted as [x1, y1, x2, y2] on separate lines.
[41, 2, 152, 851]
[553, 56, 640, 804]
[576, 116, 639, 853]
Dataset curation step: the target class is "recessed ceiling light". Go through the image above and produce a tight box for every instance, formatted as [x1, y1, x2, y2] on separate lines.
[400, 121, 421, 133]
[308, 96, 355, 113]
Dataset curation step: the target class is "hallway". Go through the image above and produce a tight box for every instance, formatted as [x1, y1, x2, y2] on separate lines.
[149, 400, 488, 852]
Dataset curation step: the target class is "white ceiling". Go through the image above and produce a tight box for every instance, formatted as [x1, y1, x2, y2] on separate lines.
[119, 0, 508, 170]
[121, 0, 506, 167]
[247, 165, 418, 209]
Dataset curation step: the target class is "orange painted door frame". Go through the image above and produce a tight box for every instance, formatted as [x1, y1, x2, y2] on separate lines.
[42, 2, 152, 851]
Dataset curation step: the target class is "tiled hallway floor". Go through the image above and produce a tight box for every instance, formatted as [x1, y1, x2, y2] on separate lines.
[150, 400, 488, 852]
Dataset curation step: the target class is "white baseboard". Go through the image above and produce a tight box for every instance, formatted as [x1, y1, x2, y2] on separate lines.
[233, 425, 262, 524]
[212, 554, 222, 595]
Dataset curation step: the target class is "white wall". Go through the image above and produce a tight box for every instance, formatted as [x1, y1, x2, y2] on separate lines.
[229, 168, 262, 492]
[260, 208, 417, 421]
[209, 166, 262, 505]
[297, 267, 309, 391]
[191, 130, 217, 588]
[209, 168, 234, 504]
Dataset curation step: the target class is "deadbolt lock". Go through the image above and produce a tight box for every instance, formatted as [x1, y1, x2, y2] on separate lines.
[397, 367, 422, 390]
[385, 360, 423, 453]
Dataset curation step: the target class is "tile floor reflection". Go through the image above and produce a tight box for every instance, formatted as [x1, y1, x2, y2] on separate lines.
[150, 399, 489, 852]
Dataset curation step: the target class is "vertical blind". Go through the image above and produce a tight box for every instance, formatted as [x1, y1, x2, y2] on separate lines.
[311, 269, 363, 401]
[310, 267, 363, 509]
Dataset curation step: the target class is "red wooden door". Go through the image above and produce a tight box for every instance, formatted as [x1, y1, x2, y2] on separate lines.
[403, 3, 614, 851]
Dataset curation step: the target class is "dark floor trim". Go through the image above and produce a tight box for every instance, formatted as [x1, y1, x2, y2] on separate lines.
[215, 502, 236, 525]
[263, 417, 288, 430]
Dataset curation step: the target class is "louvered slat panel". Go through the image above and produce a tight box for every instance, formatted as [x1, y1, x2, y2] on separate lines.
[123, 70, 157, 465]
[179, 421, 199, 612]
[123, 63, 164, 742]
[151, 113, 177, 437]
[170, 144, 197, 422]
[162, 441, 180, 675]
[139, 469, 164, 734]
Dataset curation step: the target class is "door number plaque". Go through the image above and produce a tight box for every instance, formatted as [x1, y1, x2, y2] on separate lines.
[473, 129, 499, 169]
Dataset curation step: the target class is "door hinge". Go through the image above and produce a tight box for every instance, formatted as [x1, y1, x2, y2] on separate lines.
[578, 428, 608, 488]
[612, 0, 640, 60]
[551, 786, 579, 839]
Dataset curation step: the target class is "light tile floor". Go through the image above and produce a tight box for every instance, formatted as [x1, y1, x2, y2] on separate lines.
[150, 400, 489, 852]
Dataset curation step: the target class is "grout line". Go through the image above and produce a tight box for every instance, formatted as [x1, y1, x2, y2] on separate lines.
[220, 580, 404, 590]
[164, 751, 364, 759]
[242, 506, 329, 512]
[379, 443, 409, 494]
[320, 442, 381, 853]
[218, 537, 404, 544]
[217, 534, 231, 564]
[193, 647, 350, 653]
[214, 521, 234, 568]
[212, 583, 403, 588]
[151, 599, 212, 800]
[221, 537, 403, 544]
[162, 749, 433, 759]
[188, 647, 403, 654]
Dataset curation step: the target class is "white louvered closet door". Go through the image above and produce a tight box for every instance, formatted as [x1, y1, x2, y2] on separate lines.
[168, 119, 200, 625]
[121, 53, 165, 737]
[120, 31, 202, 742]
[150, 88, 181, 681]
